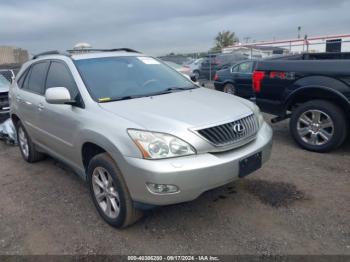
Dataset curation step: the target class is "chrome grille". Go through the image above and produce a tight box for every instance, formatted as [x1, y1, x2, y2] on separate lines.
[196, 114, 258, 147]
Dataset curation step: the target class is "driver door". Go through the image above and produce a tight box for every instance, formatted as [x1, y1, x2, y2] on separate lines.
[36, 60, 84, 165]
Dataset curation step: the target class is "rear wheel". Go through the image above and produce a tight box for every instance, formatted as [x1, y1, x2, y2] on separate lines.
[193, 70, 200, 81]
[290, 100, 348, 152]
[223, 83, 236, 95]
[16, 121, 45, 163]
[87, 153, 142, 228]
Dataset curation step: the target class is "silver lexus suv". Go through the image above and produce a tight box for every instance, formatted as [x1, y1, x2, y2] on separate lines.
[10, 49, 273, 228]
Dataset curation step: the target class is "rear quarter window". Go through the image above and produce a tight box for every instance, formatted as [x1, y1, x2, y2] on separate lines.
[17, 68, 30, 89]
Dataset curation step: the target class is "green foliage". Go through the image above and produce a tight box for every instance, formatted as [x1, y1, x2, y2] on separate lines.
[212, 31, 239, 51]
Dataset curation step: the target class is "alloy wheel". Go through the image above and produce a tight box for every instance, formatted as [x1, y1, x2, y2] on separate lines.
[297, 109, 334, 146]
[194, 71, 200, 81]
[92, 167, 121, 219]
[18, 127, 29, 158]
[223, 84, 235, 95]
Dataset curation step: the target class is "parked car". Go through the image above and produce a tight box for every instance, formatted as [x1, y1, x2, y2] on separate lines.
[0, 74, 10, 121]
[253, 57, 350, 152]
[213, 52, 350, 99]
[214, 60, 257, 98]
[163, 61, 192, 76]
[187, 58, 203, 81]
[200, 53, 247, 80]
[11, 48, 272, 228]
[0, 69, 16, 83]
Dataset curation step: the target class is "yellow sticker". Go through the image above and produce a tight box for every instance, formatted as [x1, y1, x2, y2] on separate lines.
[98, 97, 111, 102]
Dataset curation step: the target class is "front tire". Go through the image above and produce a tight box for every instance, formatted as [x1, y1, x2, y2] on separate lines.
[87, 153, 142, 228]
[289, 100, 348, 152]
[16, 121, 45, 163]
[193, 70, 200, 81]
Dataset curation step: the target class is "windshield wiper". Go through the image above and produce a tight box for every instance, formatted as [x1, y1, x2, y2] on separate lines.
[105, 95, 143, 102]
[100, 86, 198, 102]
[164, 86, 198, 92]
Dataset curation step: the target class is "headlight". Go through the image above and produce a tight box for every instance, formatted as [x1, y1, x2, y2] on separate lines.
[128, 129, 196, 159]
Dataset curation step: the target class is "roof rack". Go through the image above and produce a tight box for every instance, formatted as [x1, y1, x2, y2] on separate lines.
[66, 48, 140, 54]
[32, 50, 71, 59]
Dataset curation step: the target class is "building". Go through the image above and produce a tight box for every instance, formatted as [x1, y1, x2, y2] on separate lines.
[222, 45, 289, 59]
[0, 46, 29, 65]
[223, 33, 350, 57]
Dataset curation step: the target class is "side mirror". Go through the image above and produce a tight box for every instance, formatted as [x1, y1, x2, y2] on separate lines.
[45, 87, 73, 105]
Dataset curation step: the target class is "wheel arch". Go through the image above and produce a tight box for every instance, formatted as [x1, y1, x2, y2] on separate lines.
[223, 80, 236, 85]
[81, 142, 107, 171]
[79, 131, 126, 173]
[11, 114, 20, 127]
[285, 86, 350, 120]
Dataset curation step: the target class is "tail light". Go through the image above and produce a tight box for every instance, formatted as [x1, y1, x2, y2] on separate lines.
[213, 73, 219, 81]
[252, 71, 265, 93]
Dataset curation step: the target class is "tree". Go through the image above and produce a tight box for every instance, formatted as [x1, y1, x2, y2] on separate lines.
[212, 31, 239, 51]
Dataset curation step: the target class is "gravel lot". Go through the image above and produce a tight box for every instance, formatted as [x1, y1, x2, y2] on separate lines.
[0, 114, 349, 255]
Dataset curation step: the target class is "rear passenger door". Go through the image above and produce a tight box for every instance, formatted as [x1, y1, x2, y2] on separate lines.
[16, 61, 49, 141]
[37, 60, 84, 165]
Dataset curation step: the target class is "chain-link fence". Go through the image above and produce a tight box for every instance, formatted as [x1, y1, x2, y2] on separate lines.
[196, 36, 350, 82]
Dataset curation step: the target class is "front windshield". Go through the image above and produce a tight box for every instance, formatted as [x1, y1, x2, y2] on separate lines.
[0, 75, 10, 88]
[75, 56, 196, 102]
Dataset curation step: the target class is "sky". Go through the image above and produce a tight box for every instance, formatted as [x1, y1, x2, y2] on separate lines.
[0, 0, 350, 56]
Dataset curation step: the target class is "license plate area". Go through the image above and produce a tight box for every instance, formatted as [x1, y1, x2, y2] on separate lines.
[239, 152, 262, 178]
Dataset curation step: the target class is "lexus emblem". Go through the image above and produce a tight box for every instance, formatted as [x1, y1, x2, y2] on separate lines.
[232, 123, 245, 134]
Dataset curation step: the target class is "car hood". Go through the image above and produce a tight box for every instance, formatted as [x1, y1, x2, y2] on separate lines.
[98, 87, 254, 133]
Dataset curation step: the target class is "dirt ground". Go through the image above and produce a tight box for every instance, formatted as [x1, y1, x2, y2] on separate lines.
[0, 114, 349, 255]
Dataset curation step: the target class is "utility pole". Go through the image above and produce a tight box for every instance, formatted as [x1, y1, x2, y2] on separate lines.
[304, 34, 309, 53]
[298, 26, 301, 39]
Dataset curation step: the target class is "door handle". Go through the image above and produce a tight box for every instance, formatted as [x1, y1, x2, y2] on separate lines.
[38, 103, 44, 111]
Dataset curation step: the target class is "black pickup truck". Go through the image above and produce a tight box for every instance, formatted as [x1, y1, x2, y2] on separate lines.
[253, 58, 350, 152]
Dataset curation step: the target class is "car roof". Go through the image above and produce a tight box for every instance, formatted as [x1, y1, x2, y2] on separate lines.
[31, 49, 144, 61]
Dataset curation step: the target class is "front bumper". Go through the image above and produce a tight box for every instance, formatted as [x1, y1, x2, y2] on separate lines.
[121, 122, 273, 206]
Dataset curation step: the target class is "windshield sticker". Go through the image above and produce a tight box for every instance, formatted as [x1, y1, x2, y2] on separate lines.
[137, 57, 160, 65]
[98, 97, 112, 102]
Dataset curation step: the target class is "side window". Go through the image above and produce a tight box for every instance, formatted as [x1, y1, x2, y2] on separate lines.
[231, 65, 239, 73]
[27, 62, 49, 94]
[46, 62, 79, 99]
[238, 62, 253, 73]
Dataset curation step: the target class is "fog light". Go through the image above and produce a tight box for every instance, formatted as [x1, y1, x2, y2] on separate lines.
[146, 183, 179, 194]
